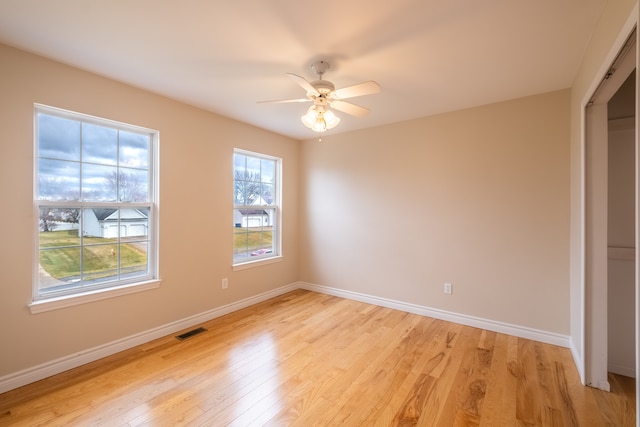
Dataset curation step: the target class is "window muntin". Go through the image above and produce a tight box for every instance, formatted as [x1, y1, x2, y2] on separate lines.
[233, 150, 280, 264]
[34, 105, 157, 301]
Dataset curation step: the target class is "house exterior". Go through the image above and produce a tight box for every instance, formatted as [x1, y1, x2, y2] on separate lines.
[234, 196, 274, 228]
[83, 208, 149, 238]
[234, 209, 270, 228]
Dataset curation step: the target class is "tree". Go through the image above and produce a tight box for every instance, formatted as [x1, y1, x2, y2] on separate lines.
[60, 208, 80, 224]
[106, 170, 147, 202]
[39, 207, 58, 232]
[39, 207, 79, 232]
[234, 170, 261, 205]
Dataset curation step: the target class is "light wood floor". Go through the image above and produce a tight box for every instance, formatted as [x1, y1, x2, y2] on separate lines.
[0, 289, 635, 426]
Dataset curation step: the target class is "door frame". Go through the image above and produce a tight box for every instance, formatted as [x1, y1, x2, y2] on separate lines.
[581, 12, 637, 414]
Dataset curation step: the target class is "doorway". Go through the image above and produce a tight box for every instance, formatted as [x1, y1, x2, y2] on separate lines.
[584, 29, 636, 392]
[607, 71, 636, 380]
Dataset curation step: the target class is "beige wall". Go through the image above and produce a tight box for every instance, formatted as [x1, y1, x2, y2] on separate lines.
[0, 44, 300, 377]
[299, 90, 570, 334]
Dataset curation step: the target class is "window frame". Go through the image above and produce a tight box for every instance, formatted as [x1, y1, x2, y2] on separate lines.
[232, 148, 282, 269]
[31, 104, 160, 313]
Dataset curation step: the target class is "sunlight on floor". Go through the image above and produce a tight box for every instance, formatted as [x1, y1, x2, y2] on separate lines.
[228, 333, 282, 424]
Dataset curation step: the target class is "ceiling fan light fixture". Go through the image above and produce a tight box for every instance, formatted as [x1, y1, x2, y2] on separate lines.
[301, 106, 340, 132]
[260, 60, 379, 134]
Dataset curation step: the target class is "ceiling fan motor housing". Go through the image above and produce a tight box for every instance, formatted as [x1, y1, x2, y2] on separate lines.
[311, 79, 335, 95]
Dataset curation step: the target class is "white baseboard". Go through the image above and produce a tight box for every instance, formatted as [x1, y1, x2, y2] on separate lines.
[1, 281, 573, 394]
[608, 362, 636, 378]
[0, 282, 299, 394]
[570, 340, 585, 384]
[298, 282, 571, 348]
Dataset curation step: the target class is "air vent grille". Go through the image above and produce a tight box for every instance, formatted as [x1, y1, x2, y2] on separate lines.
[176, 327, 207, 341]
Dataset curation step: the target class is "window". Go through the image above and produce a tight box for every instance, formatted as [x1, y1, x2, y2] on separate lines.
[33, 105, 158, 304]
[233, 149, 281, 265]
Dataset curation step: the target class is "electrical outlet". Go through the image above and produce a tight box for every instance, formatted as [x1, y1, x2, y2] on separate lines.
[444, 282, 452, 295]
[222, 278, 228, 289]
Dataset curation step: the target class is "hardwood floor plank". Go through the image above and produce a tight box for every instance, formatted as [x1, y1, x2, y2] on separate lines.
[362, 320, 457, 425]
[281, 310, 416, 425]
[431, 325, 484, 426]
[516, 338, 544, 425]
[327, 318, 434, 425]
[360, 319, 455, 425]
[478, 333, 516, 427]
[591, 372, 636, 426]
[0, 290, 635, 426]
[545, 341, 608, 426]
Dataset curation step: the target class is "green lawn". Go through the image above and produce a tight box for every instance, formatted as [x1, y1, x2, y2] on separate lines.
[39, 229, 113, 247]
[233, 226, 273, 255]
[39, 230, 147, 280]
[40, 226, 269, 280]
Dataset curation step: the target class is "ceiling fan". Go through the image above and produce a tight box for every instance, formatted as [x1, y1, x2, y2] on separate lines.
[259, 60, 381, 133]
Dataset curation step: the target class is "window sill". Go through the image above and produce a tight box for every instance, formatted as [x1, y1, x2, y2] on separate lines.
[233, 255, 283, 271]
[29, 279, 161, 314]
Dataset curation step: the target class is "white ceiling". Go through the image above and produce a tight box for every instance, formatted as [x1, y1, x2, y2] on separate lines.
[0, 0, 607, 140]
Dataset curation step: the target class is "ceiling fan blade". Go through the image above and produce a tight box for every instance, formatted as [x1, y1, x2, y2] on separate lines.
[257, 98, 310, 104]
[333, 81, 380, 99]
[330, 100, 370, 117]
[286, 73, 319, 96]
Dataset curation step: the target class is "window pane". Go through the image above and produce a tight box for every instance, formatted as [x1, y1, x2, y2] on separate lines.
[38, 159, 80, 201]
[261, 183, 274, 204]
[119, 167, 149, 202]
[120, 131, 150, 168]
[121, 241, 149, 279]
[82, 123, 117, 165]
[83, 244, 119, 283]
[130, 207, 150, 237]
[233, 231, 250, 260]
[261, 159, 275, 183]
[248, 230, 273, 257]
[83, 208, 115, 239]
[120, 207, 150, 239]
[39, 207, 81, 235]
[247, 156, 261, 179]
[234, 153, 247, 175]
[38, 113, 80, 161]
[234, 172, 260, 206]
[39, 246, 81, 287]
[82, 207, 149, 239]
[82, 163, 117, 202]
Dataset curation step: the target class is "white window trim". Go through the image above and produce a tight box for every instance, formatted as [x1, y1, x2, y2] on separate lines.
[28, 279, 162, 314]
[233, 149, 282, 267]
[232, 255, 283, 271]
[31, 104, 160, 310]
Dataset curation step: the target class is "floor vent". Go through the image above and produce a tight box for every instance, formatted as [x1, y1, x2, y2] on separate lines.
[176, 327, 207, 341]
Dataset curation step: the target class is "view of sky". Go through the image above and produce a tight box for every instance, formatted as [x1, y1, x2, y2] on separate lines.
[37, 112, 151, 202]
[233, 152, 275, 205]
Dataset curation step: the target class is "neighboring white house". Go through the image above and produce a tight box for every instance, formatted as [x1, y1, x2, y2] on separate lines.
[233, 196, 273, 228]
[234, 209, 270, 228]
[83, 208, 148, 238]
